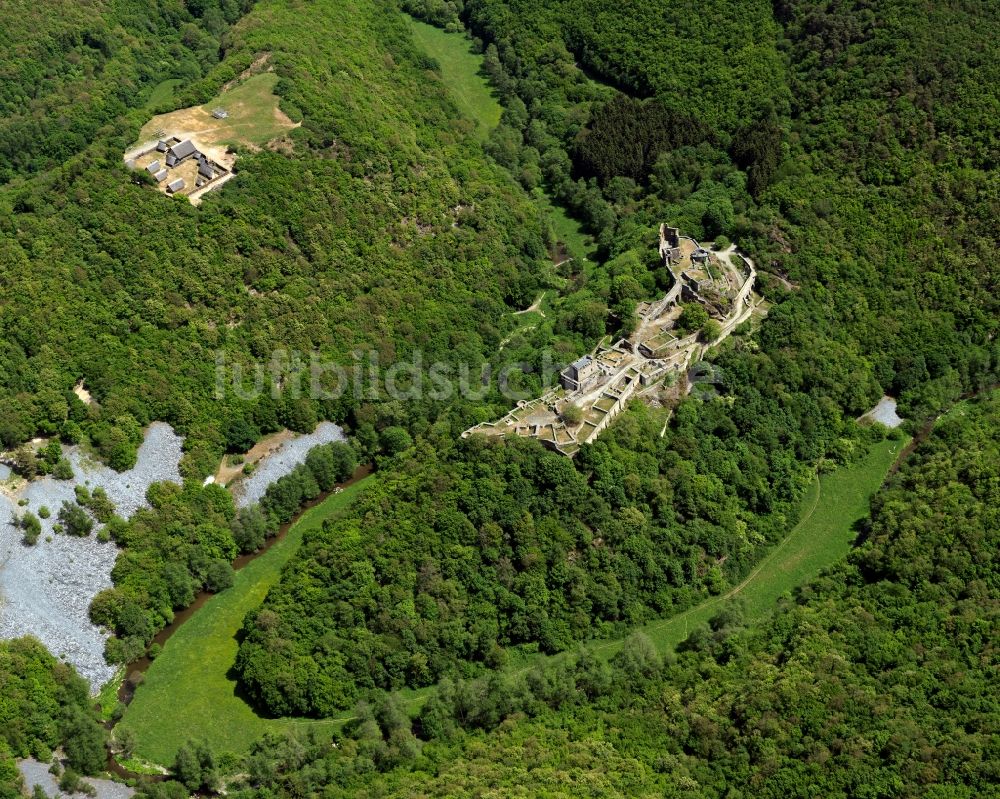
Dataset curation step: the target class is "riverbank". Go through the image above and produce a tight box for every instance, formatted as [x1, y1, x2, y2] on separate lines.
[0, 423, 184, 690]
[117, 473, 371, 765]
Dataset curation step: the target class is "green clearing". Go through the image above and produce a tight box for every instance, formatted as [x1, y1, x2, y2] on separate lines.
[531, 187, 595, 263]
[137, 72, 296, 149]
[119, 479, 371, 765]
[199, 72, 294, 144]
[145, 78, 182, 110]
[405, 15, 502, 139]
[594, 436, 907, 655]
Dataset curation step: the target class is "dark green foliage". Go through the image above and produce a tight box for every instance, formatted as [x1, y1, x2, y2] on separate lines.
[0, 0, 251, 183]
[57, 501, 93, 537]
[51, 459, 74, 480]
[573, 95, 711, 184]
[93, 440, 355, 663]
[224, 418, 260, 454]
[91, 482, 237, 661]
[172, 740, 218, 793]
[204, 559, 235, 593]
[305, 442, 357, 492]
[0, 638, 107, 797]
[5, 0, 1000, 794]
[0, 0, 546, 477]
[60, 708, 108, 775]
[79, 487, 115, 523]
[675, 303, 708, 335]
[379, 426, 413, 455]
[162, 562, 196, 610]
[135, 782, 188, 799]
[231, 506, 272, 554]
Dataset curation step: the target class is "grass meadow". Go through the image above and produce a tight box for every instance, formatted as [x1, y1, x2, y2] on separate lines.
[405, 15, 502, 138]
[120, 479, 370, 765]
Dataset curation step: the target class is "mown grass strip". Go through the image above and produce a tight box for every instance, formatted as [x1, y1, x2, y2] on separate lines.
[604, 436, 906, 654]
[404, 15, 502, 138]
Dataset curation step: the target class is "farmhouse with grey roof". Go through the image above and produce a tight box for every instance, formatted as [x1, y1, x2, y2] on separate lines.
[168, 139, 198, 162]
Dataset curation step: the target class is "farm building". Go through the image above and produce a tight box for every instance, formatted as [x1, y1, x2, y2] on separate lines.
[167, 178, 185, 193]
[153, 168, 168, 182]
[167, 139, 198, 162]
[146, 160, 161, 174]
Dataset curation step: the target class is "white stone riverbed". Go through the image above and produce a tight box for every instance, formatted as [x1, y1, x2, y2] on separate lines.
[0, 421, 347, 693]
[0, 423, 184, 690]
[861, 395, 904, 428]
[18, 759, 135, 799]
[230, 421, 347, 507]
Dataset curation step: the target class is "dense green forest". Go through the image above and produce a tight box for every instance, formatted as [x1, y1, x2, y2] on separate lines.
[406, 0, 1000, 419]
[0, 0, 547, 478]
[0, 0, 998, 794]
[234, 402, 896, 715]
[146, 391, 1000, 797]
[232, 0, 1000, 717]
[0, 638, 107, 798]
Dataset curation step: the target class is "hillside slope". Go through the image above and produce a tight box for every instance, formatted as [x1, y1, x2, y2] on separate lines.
[0, 0, 252, 182]
[227, 394, 1000, 798]
[0, 0, 545, 474]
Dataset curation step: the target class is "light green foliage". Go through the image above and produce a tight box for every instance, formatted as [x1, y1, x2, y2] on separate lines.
[0, 638, 107, 793]
[0, 0, 546, 476]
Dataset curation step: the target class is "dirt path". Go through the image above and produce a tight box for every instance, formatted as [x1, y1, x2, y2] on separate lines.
[188, 171, 237, 206]
[514, 292, 546, 316]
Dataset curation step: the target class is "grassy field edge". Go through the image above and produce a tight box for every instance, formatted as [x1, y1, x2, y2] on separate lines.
[121, 478, 371, 765]
[122, 436, 904, 765]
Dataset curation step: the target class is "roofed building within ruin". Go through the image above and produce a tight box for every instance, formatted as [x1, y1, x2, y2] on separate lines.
[463, 224, 760, 455]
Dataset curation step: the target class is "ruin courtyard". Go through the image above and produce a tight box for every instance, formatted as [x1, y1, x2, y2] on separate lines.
[464, 225, 760, 455]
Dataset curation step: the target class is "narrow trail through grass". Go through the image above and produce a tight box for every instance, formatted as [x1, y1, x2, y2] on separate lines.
[122, 437, 904, 765]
